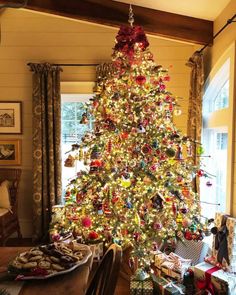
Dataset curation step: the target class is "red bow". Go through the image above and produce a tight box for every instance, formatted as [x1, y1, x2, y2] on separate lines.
[196, 266, 220, 295]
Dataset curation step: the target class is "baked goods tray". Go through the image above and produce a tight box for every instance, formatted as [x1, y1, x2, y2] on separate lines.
[8, 242, 92, 280]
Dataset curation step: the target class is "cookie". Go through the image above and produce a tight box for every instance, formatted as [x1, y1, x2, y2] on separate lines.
[52, 264, 65, 271]
[38, 261, 51, 270]
[30, 250, 44, 256]
[29, 255, 43, 262]
[50, 256, 60, 263]
[18, 256, 28, 264]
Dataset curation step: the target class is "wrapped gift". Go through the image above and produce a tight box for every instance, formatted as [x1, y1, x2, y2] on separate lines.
[130, 275, 153, 295]
[194, 261, 236, 294]
[154, 252, 191, 280]
[211, 213, 236, 272]
[151, 274, 185, 294]
[175, 239, 210, 265]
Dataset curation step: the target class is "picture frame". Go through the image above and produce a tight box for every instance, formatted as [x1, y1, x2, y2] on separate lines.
[0, 101, 22, 134]
[0, 139, 21, 165]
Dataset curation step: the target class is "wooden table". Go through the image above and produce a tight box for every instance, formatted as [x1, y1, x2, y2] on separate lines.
[0, 247, 93, 295]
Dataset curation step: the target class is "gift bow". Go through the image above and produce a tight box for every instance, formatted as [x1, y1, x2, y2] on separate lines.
[214, 215, 230, 265]
[196, 266, 220, 295]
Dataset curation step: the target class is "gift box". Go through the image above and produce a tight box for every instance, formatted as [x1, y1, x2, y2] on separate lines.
[151, 274, 185, 294]
[130, 276, 153, 295]
[211, 213, 236, 272]
[194, 261, 236, 294]
[174, 239, 210, 265]
[154, 252, 191, 280]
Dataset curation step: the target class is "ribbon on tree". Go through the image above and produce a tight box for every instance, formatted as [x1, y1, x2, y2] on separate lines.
[214, 215, 230, 265]
[196, 266, 220, 294]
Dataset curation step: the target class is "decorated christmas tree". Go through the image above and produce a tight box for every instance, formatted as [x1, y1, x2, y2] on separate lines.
[51, 16, 211, 270]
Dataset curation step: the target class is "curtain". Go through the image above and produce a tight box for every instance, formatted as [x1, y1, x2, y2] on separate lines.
[186, 52, 204, 192]
[29, 63, 62, 241]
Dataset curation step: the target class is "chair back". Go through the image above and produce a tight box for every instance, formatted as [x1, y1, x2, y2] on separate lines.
[0, 168, 21, 210]
[85, 243, 122, 295]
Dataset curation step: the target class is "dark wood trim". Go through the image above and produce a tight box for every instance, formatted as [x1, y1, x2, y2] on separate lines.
[13, 0, 214, 45]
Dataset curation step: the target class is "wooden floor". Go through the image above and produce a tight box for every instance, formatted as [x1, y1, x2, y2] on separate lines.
[4, 238, 131, 294]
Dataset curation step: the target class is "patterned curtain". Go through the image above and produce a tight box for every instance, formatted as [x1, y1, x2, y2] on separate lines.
[186, 52, 204, 192]
[28, 63, 62, 241]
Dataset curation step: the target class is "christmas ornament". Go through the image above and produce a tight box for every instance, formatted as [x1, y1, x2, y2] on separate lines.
[81, 216, 92, 228]
[88, 231, 99, 240]
[80, 113, 89, 124]
[165, 148, 176, 158]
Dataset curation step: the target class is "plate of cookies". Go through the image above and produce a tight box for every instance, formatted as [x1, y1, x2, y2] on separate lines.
[8, 241, 92, 280]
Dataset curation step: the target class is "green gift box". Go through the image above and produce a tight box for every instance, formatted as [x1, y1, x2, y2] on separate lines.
[151, 274, 185, 295]
[130, 275, 153, 295]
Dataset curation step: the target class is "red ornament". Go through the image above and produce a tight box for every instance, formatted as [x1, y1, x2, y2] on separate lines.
[184, 231, 193, 240]
[90, 159, 103, 167]
[136, 75, 146, 85]
[51, 234, 61, 242]
[120, 132, 129, 139]
[81, 216, 92, 228]
[197, 169, 205, 177]
[142, 144, 152, 154]
[88, 231, 99, 240]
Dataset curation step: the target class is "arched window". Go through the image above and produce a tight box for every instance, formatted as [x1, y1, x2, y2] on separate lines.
[201, 44, 235, 219]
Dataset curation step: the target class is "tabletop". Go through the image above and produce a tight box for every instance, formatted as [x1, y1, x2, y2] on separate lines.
[0, 246, 94, 295]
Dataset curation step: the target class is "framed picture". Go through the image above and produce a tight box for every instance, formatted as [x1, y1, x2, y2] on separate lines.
[0, 139, 21, 165]
[0, 101, 22, 134]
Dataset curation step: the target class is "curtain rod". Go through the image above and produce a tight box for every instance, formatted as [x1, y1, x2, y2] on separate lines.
[53, 63, 99, 67]
[198, 13, 236, 53]
[27, 63, 99, 67]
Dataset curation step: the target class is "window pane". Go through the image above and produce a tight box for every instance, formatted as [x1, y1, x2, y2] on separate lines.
[200, 130, 227, 219]
[203, 58, 230, 115]
[76, 102, 87, 120]
[61, 98, 93, 199]
[213, 80, 229, 111]
[62, 102, 76, 120]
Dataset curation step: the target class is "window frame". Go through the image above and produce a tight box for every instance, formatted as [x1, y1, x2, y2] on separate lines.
[202, 42, 236, 215]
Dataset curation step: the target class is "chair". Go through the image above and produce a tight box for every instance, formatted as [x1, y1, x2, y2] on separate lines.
[0, 168, 22, 245]
[85, 243, 122, 295]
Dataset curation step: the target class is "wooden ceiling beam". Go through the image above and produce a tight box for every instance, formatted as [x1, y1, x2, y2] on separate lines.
[1, 0, 213, 45]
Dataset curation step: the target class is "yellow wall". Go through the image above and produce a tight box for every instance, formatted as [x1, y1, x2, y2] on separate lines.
[204, 0, 236, 216]
[0, 8, 195, 237]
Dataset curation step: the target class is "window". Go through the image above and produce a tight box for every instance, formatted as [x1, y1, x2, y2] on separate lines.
[200, 44, 235, 219]
[61, 94, 93, 196]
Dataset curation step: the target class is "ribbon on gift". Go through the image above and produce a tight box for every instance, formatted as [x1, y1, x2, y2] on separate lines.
[214, 215, 230, 265]
[196, 265, 220, 295]
[161, 252, 191, 273]
[161, 280, 185, 295]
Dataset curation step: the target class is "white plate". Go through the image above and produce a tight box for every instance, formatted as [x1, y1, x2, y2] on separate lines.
[9, 243, 92, 280]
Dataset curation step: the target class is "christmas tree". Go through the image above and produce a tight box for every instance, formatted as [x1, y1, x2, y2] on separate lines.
[51, 20, 210, 269]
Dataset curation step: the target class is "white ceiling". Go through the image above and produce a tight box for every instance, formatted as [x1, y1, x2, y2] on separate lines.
[114, 0, 231, 20]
